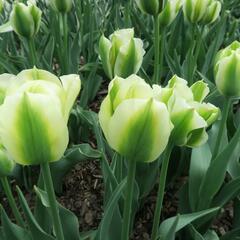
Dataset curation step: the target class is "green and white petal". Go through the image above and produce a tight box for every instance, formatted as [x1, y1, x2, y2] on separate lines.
[17, 67, 61, 86]
[152, 84, 173, 104]
[133, 38, 145, 73]
[186, 128, 208, 147]
[99, 95, 113, 141]
[107, 98, 172, 162]
[99, 35, 113, 79]
[60, 74, 81, 121]
[0, 93, 68, 165]
[190, 80, 209, 102]
[0, 73, 16, 104]
[0, 146, 15, 178]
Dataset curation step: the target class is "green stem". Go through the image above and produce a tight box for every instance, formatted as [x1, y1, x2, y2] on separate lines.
[121, 159, 137, 240]
[151, 143, 173, 240]
[153, 15, 160, 84]
[41, 162, 64, 240]
[159, 28, 166, 84]
[61, 13, 69, 74]
[1, 177, 24, 227]
[28, 38, 37, 67]
[212, 97, 232, 159]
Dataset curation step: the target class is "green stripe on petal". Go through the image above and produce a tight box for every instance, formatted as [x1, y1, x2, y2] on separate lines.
[0, 93, 68, 165]
[107, 98, 172, 162]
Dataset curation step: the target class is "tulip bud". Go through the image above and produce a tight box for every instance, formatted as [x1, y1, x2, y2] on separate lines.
[0, 68, 81, 165]
[0, 0, 4, 13]
[183, 0, 221, 24]
[135, 0, 161, 16]
[214, 41, 240, 97]
[159, 0, 183, 27]
[50, 0, 72, 13]
[99, 28, 145, 79]
[153, 75, 219, 147]
[0, 145, 15, 178]
[99, 75, 173, 162]
[10, 2, 42, 39]
[202, 1, 221, 24]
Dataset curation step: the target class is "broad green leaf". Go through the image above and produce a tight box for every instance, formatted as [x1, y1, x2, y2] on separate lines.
[1, 206, 31, 240]
[198, 125, 240, 210]
[159, 215, 179, 240]
[212, 177, 240, 207]
[34, 187, 80, 240]
[97, 178, 127, 240]
[16, 187, 55, 240]
[204, 230, 219, 240]
[80, 230, 97, 240]
[221, 228, 240, 240]
[189, 143, 212, 211]
[159, 208, 219, 240]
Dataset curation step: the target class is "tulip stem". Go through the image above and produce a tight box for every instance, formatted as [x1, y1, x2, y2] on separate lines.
[1, 177, 25, 227]
[151, 143, 173, 240]
[60, 13, 69, 74]
[28, 38, 37, 67]
[212, 97, 232, 159]
[41, 162, 64, 240]
[153, 15, 160, 84]
[159, 28, 166, 84]
[121, 159, 137, 240]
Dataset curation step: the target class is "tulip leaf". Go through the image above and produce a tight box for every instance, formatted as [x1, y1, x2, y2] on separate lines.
[198, 125, 240, 210]
[80, 230, 97, 240]
[220, 228, 240, 240]
[50, 143, 101, 193]
[204, 230, 219, 240]
[0, 206, 31, 240]
[189, 143, 212, 211]
[0, 22, 13, 33]
[212, 176, 240, 207]
[16, 187, 55, 240]
[158, 207, 219, 240]
[96, 178, 127, 240]
[34, 186, 80, 240]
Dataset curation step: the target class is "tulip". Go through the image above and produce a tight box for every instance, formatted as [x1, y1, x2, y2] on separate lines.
[0, 73, 16, 104]
[183, 0, 221, 24]
[50, 0, 72, 13]
[99, 75, 173, 162]
[153, 75, 219, 147]
[0, 0, 4, 13]
[10, 2, 41, 39]
[202, 0, 221, 24]
[159, 0, 183, 27]
[0, 68, 81, 165]
[215, 41, 240, 97]
[0, 68, 80, 240]
[99, 29, 145, 79]
[99, 75, 172, 240]
[135, 0, 161, 16]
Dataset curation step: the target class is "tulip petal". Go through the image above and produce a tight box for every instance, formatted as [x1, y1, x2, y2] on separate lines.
[107, 99, 172, 162]
[0, 93, 68, 165]
[190, 80, 209, 102]
[60, 74, 81, 121]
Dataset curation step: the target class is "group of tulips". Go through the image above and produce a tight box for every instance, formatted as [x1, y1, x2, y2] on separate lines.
[0, 0, 239, 240]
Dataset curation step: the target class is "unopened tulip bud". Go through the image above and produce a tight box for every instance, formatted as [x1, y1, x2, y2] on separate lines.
[202, 1, 221, 24]
[50, 0, 72, 13]
[135, 0, 161, 16]
[215, 41, 240, 97]
[0, 145, 15, 178]
[154, 75, 219, 147]
[10, 2, 41, 39]
[99, 75, 173, 162]
[159, 0, 183, 27]
[99, 28, 145, 79]
[0, 68, 81, 165]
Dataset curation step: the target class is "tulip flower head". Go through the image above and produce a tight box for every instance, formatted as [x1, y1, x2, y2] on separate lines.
[135, 0, 162, 16]
[99, 75, 173, 162]
[50, 0, 72, 13]
[0, 68, 81, 166]
[214, 41, 240, 97]
[99, 28, 145, 80]
[183, 0, 221, 24]
[10, 1, 42, 39]
[153, 76, 219, 147]
[159, 0, 183, 27]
